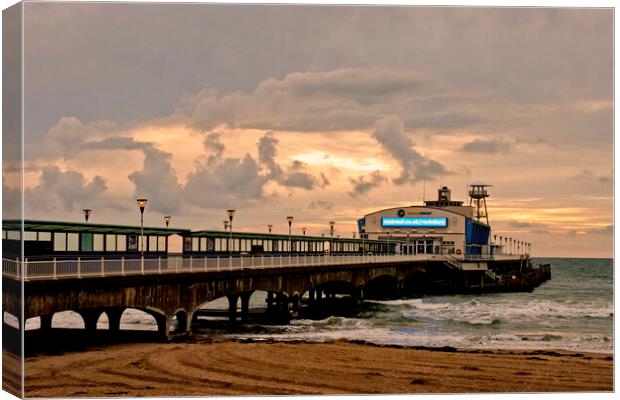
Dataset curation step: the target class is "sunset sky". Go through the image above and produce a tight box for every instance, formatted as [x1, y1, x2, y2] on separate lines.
[3, 4, 613, 257]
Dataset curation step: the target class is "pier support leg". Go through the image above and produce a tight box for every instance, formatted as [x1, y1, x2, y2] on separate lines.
[227, 294, 239, 324]
[39, 314, 53, 331]
[154, 313, 171, 341]
[240, 292, 251, 323]
[106, 309, 124, 332]
[80, 309, 101, 332]
[354, 286, 364, 305]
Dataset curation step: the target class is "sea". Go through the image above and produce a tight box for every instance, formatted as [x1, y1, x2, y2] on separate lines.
[36, 257, 613, 354]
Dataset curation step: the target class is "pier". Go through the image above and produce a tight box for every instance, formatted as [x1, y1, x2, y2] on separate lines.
[3, 253, 551, 344]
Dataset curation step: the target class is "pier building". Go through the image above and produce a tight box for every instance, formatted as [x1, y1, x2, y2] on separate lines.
[357, 185, 494, 257]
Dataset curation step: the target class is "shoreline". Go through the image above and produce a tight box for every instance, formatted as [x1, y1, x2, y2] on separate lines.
[5, 336, 613, 397]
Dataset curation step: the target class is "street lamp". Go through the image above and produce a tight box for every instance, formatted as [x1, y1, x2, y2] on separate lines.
[164, 215, 171, 228]
[286, 216, 294, 255]
[302, 227, 306, 236]
[83, 209, 91, 223]
[227, 210, 235, 258]
[223, 220, 229, 231]
[352, 232, 356, 239]
[136, 199, 148, 254]
[329, 221, 335, 255]
[268, 224, 273, 234]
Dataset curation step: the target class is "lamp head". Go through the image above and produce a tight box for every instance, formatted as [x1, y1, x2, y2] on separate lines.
[136, 198, 148, 212]
[164, 215, 171, 227]
[83, 209, 91, 222]
[286, 216, 294, 225]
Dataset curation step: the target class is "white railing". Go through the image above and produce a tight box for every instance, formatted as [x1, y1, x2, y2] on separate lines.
[2, 253, 425, 281]
[2, 253, 529, 281]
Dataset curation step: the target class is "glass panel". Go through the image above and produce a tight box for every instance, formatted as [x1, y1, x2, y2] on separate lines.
[38, 231, 51, 241]
[159, 236, 166, 252]
[117, 235, 127, 252]
[93, 234, 104, 251]
[2, 230, 6, 239]
[200, 237, 206, 252]
[192, 237, 199, 251]
[7, 231, 20, 240]
[53, 233, 66, 251]
[81, 233, 93, 251]
[68, 233, 79, 251]
[128, 235, 138, 252]
[206, 238, 214, 252]
[183, 237, 192, 252]
[149, 236, 157, 252]
[234, 239, 239, 251]
[24, 231, 37, 241]
[215, 238, 221, 251]
[106, 234, 116, 251]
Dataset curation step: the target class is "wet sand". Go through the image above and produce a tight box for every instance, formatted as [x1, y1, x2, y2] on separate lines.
[10, 339, 613, 397]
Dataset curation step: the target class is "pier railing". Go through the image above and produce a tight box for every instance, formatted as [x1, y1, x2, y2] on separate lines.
[2, 253, 530, 281]
[3, 254, 428, 281]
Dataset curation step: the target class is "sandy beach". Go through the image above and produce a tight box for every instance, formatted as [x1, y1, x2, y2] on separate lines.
[6, 338, 612, 397]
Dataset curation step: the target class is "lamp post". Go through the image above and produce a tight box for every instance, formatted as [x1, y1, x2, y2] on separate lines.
[286, 216, 293, 255]
[352, 232, 356, 239]
[136, 199, 148, 254]
[227, 210, 235, 258]
[329, 221, 335, 255]
[83, 209, 91, 223]
[302, 227, 306, 236]
[223, 220, 229, 231]
[268, 224, 273, 234]
[362, 229, 366, 255]
[164, 215, 171, 228]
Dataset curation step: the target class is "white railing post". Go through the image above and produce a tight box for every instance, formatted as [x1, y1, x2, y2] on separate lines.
[280, 254, 283, 266]
[24, 258, 28, 280]
[190, 256, 193, 272]
[122, 257, 125, 276]
[240, 254, 243, 269]
[217, 256, 220, 270]
[53, 258, 57, 279]
[251, 255, 254, 268]
[101, 257, 105, 277]
[141, 256, 145, 275]
[77, 257, 81, 278]
[261, 254, 264, 268]
[176, 257, 179, 273]
[204, 256, 207, 271]
[158, 256, 162, 274]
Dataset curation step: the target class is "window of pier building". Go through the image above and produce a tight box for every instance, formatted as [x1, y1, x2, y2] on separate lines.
[106, 234, 117, 252]
[67, 233, 79, 251]
[7, 230, 20, 240]
[117, 235, 127, 252]
[93, 234, 104, 251]
[53, 232, 66, 251]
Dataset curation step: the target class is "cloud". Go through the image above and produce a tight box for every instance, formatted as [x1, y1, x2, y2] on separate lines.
[128, 146, 184, 215]
[308, 200, 334, 210]
[184, 154, 269, 209]
[461, 138, 512, 154]
[179, 68, 485, 133]
[203, 132, 225, 158]
[348, 170, 388, 197]
[81, 136, 150, 151]
[25, 166, 107, 212]
[588, 224, 613, 235]
[256, 132, 329, 190]
[44, 116, 118, 159]
[371, 116, 447, 184]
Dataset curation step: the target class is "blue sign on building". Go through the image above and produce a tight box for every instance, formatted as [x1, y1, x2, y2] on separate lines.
[381, 217, 448, 228]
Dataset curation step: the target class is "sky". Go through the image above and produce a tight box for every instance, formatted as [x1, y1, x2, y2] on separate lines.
[2, 4, 613, 257]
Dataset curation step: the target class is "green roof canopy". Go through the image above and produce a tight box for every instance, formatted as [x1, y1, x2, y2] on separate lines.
[2, 219, 189, 236]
